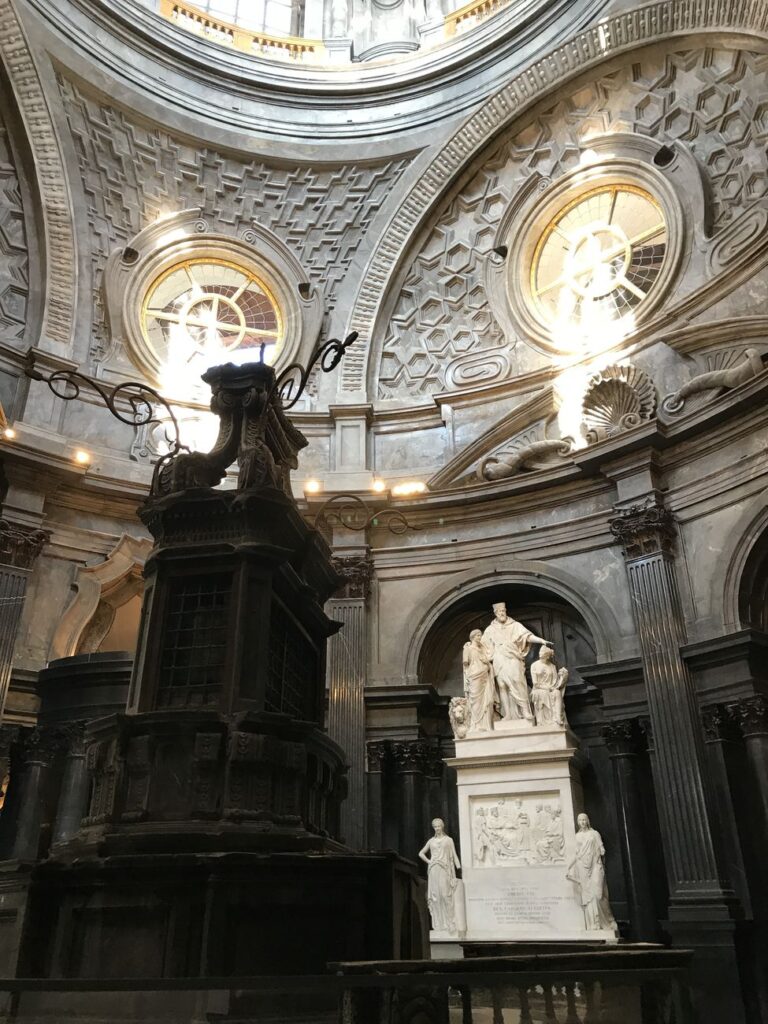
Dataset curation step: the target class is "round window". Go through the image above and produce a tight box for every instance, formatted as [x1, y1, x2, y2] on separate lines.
[530, 184, 667, 333]
[141, 259, 283, 381]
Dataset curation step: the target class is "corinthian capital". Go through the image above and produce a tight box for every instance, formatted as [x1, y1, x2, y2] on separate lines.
[332, 554, 374, 600]
[609, 500, 676, 559]
[731, 695, 768, 738]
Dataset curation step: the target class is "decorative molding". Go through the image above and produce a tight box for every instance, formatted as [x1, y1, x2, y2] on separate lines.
[610, 501, 676, 560]
[0, 0, 76, 350]
[582, 365, 657, 444]
[481, 437, 572, 482]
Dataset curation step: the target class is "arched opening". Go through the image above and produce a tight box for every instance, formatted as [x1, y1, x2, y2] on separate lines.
[738, 524, 768, 632]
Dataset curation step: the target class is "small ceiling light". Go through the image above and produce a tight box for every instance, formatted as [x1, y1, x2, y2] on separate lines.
[3, 428, 15, 440]
[372, 479, 386, 493]
[74, 449, 91, 466]
[391, 481, 427, 497]
[304, 478, 322, 494]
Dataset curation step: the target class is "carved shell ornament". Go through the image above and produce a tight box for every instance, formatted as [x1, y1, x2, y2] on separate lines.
[581, 364, 657, 444]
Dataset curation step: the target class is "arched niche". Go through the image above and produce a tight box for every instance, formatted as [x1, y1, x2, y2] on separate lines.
[417, 582, 596, 701]
[49, 534, 152, 662]
[736, 516, 768, 633]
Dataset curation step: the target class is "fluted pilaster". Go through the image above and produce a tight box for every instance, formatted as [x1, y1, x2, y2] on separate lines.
[610, 502, 732, 912]
[327, 553, 373, 849]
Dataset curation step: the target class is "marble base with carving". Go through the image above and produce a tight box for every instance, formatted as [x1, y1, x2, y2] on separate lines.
[448, 724, 619, 944]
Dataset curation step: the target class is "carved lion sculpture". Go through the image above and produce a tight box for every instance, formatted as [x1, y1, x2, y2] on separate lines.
[449, 696, 470, 740]
[663, 348, 765, 414]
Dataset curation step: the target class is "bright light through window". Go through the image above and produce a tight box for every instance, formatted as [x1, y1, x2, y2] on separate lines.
[531, 185, 667, 332]
[142, 259, 283, 394]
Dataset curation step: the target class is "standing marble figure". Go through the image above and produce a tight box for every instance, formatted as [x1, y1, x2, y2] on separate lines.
[530, 645, 568, 727]
[566, 813, 618, 934]
[482, 602, 552, 721]
[463, 628, 495, 732]
[419, 818, 462, 934]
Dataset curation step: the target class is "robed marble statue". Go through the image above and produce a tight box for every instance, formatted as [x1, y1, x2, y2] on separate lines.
[481, 602, 551, 721]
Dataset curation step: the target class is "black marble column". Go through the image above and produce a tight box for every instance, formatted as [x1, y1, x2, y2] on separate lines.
[0, 521, 49, 721]
[611, 502, 744, 1022]
[390, 740, 428, 862]
[365, 740, 388, 850]
[10, 728, 58, 862]
[610, 503, 733, 912]
[602, 718, 657, 939]
[51, 722, 89, 846]
[327, 554, 373, 849]
[700, 705, 752, 915]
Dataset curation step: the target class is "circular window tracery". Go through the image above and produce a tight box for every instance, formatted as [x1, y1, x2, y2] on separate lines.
[530, 184, 667, 333]
[141, 258, 284, 379]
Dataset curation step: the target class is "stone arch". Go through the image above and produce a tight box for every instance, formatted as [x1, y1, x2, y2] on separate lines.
[340, 1, 768, 395]
[48, 533, 152, 661]
[404, 560, 622, 686]
[722, 492, 768, 633]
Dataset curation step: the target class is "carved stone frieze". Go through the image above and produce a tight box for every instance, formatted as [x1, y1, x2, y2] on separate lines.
[332, 554, 374, 600]
[480, 437, 572, 481]
[730, 695, 768, 738]
[610, 501, 676, 559]
[0, 89, 28, 345]
[581, 365, 657, 444]
[662, 348, 766, 414]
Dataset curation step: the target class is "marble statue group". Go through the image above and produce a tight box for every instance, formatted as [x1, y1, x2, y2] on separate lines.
[450, 602, 569, 738]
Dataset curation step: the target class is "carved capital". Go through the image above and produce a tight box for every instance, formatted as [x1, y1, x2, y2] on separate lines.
[700, 704, 738, 743]
[332, 554, 374, 601]
[18, 726, 61, 767]
[638, 716, 655, 754]
[0, 520, 50, 569]
[422, 743, 445, 780]
[602, 718, 643, 756]
[58, 721, 88, 757]
[731, 695, 768, 738]
[366, 740, 389, 773]
[390, 740, 429, 774]
[610, 500, 676, 559]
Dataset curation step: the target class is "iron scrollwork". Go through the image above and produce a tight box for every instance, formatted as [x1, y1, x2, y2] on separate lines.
[23, 351, 187, 492]
[313, 493, 415, 536]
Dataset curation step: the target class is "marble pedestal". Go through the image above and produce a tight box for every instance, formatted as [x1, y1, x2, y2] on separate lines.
[448, 722, 618, 944]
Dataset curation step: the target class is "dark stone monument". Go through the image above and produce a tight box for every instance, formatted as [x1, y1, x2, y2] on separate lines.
[13, 355, 424, 980]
